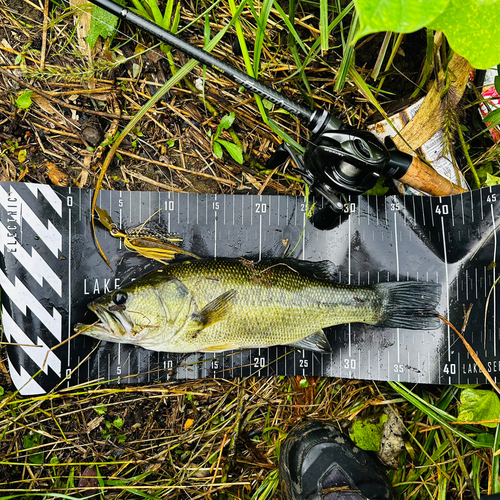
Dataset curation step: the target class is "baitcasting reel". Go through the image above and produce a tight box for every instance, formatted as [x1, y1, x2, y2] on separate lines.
[90, 0, 467, 228]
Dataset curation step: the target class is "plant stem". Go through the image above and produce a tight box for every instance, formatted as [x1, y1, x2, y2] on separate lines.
[457, 121, 480, 188]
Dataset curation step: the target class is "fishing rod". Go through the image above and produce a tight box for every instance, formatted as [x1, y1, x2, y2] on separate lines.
[89, 0, 467, 219]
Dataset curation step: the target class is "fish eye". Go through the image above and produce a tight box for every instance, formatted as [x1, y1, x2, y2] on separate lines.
[112, 291, 128, 305]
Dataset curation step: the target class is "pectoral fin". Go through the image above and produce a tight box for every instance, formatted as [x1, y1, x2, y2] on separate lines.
[288, 330, 332, 353]
[186, 289, 236, 338]
[201, 343, 240, 352]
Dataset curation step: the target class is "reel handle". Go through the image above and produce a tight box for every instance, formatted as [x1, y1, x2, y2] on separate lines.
[397, 157, 467, 196]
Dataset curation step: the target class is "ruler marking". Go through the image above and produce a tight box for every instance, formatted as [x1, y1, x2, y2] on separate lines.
[129, 190, 132, 224]
[470, 190, 475, 223]
[259, 195, 262, 261]
[492, 202, 497, 356]
[277, 196, 280, 226]
[269, 195, 271, 226]
[348, 197, 352, 358]
[367, 195, 370, 226]
[117, 344, 121, 384]
[251, 195, 254, 227]
[461, 192, 465, 225]
[441, 218, 451, 375]
[450, 196, 455, 227]
[67, 187, 72, 375]
[394, 209, 400, 278]
[302, 196, 306, 259]
[214, 194, 218, 259]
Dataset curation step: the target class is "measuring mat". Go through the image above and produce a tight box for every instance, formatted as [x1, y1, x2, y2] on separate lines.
[1, 182, 499, 394]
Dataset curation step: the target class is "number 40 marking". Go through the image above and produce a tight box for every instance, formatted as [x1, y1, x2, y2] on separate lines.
[435, 204, 449, 215]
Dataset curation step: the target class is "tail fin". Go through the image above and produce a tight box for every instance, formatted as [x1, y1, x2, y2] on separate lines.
[375, 281, 441, 330]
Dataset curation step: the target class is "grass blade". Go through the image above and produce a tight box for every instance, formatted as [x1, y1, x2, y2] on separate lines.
[371, 31, 392, 80]
[492, 422, 500, 493]
[147, 0, 163, 25]
[389, 382, 491, 448]
[253, 0, 273, 77]
[320, 0, 329, 53]
[334, 11, 358, 92]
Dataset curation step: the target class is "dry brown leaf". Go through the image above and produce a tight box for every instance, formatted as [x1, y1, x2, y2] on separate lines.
[31, 94, 57, 116]
[45, 161, 69, 186]
[393, 53, 472, 154]
[184, 418, 195, 431]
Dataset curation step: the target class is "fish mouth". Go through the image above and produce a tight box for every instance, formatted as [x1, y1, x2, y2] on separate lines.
[89, 302, 135, 337]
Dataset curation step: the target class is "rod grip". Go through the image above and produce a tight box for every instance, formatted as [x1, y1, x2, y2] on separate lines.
[398, 157, 467, 196]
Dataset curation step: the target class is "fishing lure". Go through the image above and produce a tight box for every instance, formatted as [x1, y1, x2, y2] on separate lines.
[94, 206, 199, 264]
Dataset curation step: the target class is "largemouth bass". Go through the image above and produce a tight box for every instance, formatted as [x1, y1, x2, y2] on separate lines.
[76, 259, 441, 353]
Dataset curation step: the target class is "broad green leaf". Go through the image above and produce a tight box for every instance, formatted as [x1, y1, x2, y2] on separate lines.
[15, 90, 32, 110]
[477, 433, 495, 447]
[18, 149, 27, 163]
[213, 141, 223, 159]
[483, 108, 500, 127]
[349, 414, 388, 451]
[217, 139, 243, 164]
[485, 173, 500, 187]
[354, 0, 500, 69]
[364, 176, 389, 195]
[263, 99, 274, 110]
[219, 112, 236, 131]
[94, 404, 107, 415]
[113, 417, 124, 428]
[355, 0, 450, 40]
[87, 5, 120, 49]
[24, 432, 44, 464]
[457, 388, 500, 427]
[428, 0, 500, 69]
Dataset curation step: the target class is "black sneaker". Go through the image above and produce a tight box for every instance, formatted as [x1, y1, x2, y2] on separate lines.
[279, 420, 395, 500]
